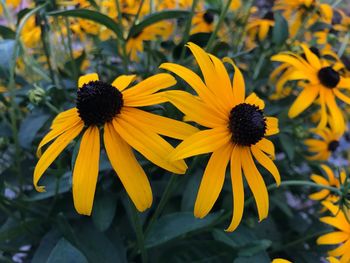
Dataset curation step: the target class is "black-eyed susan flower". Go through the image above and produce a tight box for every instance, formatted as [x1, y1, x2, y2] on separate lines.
[34, 72, 197, 215]
[309, 165, 344, 201]
[317, 201, 350, 263]
[191, 11, 215, 34]
[304, 125, 343, 161]
[271, 44, 350, 133]
[126, 22, 173, 61]
[160, 43, 280, 232]
[246, 11, 275, 42]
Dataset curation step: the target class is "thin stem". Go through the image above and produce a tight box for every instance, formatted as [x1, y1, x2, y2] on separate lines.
[338, 32, 350, 58]
[64, 17, 78, 82]
[267, 180, 343, 196]
[115, 0, 129, 73]
[128, 0, 145, 38]
[206, 0, 232, 52]
[129, 199, 148, 263]
[145, 174, 178, 236]
[179, 0, 200, 60]
[45, 101, 61, 114]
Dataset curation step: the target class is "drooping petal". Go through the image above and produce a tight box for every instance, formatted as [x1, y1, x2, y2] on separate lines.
[241, 147, 269, 221]
[223, 57, 245, 105]
[111, 75, 136, 91]
[51, 108, 80, 129]
[251, 145, 280, 185]
[226, 145, 245, 232]
[245, 93, 265, 109]
[34, 122, 83, 192]
[104, 122, 152, 211]
[288, 85, 319, 118]
[194, 143, 233, 218]
[309, 189, 329, 200]
[113, 117, 188, 174]
[78, 73, 99, 88]
[265, 117, 279, 136]
[163, 90, 228, 128]
[255, 138, 275, 158]
[317, 232, 349, 245]
[121, 107, 198, 140]
[300, 44, 321, 69]
[72, 126, 100, 216]
[325, 89, 345, 134]
[169, 127, 232, 161]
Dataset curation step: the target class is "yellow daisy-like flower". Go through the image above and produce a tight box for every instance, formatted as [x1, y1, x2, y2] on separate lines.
[160, 43, 280, 232]
[246, 12, 275, 42]
[304, 125, 343, 161]
[21, 16, 42, 48]
[317, 201, 350, 263]
[126, 22, 173, 61]
[309, 165, 344, 201]
[191, 11, 215, 34]
[34, 72, 197, 215]
[272, 44, 350, 133]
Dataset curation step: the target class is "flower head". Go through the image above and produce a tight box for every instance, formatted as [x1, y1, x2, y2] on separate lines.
[160, 43, 280, 231]
[34, 72, 197, 215]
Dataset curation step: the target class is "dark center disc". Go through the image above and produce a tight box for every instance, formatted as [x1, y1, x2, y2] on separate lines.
[317, 67, 340, 88]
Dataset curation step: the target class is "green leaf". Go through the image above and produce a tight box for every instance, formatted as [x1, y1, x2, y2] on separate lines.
[145, 212, 221, 248]
[234, 252, 271, 263]
[0, 40, 15, 74]
[92, 192, 117, 232]
[272, 12, 289, 45]
[32, 230, 61, 263]
[0, 25, 15, 39]
[47, 238, 87, 263]
[18, 110, 50, 149]
[279, 133, 295, 160]
[238, 240, 272, 257]
[128, 10, 190, 38]
[48, 9, 123, 40]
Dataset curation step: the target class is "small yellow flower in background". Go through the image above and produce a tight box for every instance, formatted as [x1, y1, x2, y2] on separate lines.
[304, 124, 343, 161]
[126, 22, 174, 61]
[272, 44, 350, 134]
[21, 16, 42, 48]
[317, 201, 350, 263]
[0, 0, 21, 14]
[160, 43, 280, 232]
[309, 165, 345, 202]
[191, 11, 215, 34]
[34, 72, 197, 215]
[246, 11, 275, 42]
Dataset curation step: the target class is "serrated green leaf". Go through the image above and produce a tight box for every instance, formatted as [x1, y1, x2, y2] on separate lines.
[145, 212, 221, 248]
[48, 9, 123, 40]
[128, 10, 190, 38]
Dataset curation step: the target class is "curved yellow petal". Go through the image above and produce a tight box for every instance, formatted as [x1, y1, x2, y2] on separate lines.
[265, 117, 279, 136]
[194, 143, 233, 218]
[288, 85, 319, 118]
[241, 147, 269, 221]
[317, 232, 349, 245]
[223, 57, 245, 105]
[300, 44, 321, 69]
[169, 127, 232, 161]
[73, 126, 100, 216]
[113, 117, 188, 174]
[78, 73, 99, 88]
[121, 107, 198, 140]
[34, 122, 83, 192]
[251, 145, 280, 185]
[112, 75, 136, 91]
[123, 94, 167, 107]
[309, 189, 329, 200]
[325, 90, 345, 134]
[104, 122, 152, 211]
[226, 145, 245, 232]
[245, 92, 265, 109]
[255, 138, 275, 158]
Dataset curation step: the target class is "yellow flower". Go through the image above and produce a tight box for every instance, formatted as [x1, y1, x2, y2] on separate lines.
[272, 259, 292, 263]
[317, 201, 350, 263]
[272, 44, 350, 134]
[304, 124, 343, 161]
[155, 0, 192, 10]
[34, 73, 197, 215]
[246, 12, 275, 42]
[160, 43, 280, 231]
[309, 165, 344, 201]
[0, 0, 21, 14]
[126, 22, 173, 61]
[21, 16, 41, 48]
[230, 0, 241, 11]
[191, 11, 215, 34]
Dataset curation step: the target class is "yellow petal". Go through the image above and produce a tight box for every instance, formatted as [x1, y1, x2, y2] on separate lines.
[317, 232, 349, 245]
[73, 126, 100, 216]
[122, 73, 176, 98]
[258, 21, 270, 41]
[194, 143, 233, 218]
[300, 44, 321, 69]
[223, 57, 245, 105]
[255, 138, 275, 158]
[288, 85, 319, 118]
[37, 109, 82, 157]
[308, 189, 329, 200]
[78, 73, 99, 88]
[113, 117, 188, 174]
[226, 145, 245, 232]
[123, 93, 168, 107]
[121, 107, 198, 140]
[241, 147, 269, 221]
[271, 54, 315, 75]
[325, 90, 345, 134]
[265, 117, 279, 136]
[51, 108, 79, 129]
[245, 92, 265, 109]
[111, 75, 136, 91]
[251, 145, 280, 185]
[34, 122, 83, 192]
[104, 122, 152, 211]
[163, 90, 228, 128]
[169, 127, 232, 161]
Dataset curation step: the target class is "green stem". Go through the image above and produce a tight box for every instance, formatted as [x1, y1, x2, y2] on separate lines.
[206, 0, 232, 52]
[128, 0, 145, 38]
[129, 199, 148, 263]
[145, 174, 178, 236]
[179, 0, 200, 60]
[268, 180, 342, 195]
[45, 101, 60, 114]
[64, 17, 78, 82]
[115, 0, 129, 73]
[338, 32, 350, 58]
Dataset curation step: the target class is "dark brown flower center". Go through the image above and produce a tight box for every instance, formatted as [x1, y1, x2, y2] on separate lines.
[317, 67, 340, 88]
[76, 80, 123, 126]
[328, 140, 339, 152]
[228, 103, 267, 146]
[203, 11, 214, 25]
